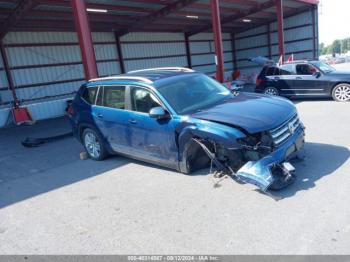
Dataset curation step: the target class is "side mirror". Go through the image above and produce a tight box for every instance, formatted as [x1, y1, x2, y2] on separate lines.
[149, 107, 169, 120]
[313, 71, 321, 78]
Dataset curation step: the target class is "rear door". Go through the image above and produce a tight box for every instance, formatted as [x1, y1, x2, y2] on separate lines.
[92, 85, 133, 153]
[277, 64, 297, 95]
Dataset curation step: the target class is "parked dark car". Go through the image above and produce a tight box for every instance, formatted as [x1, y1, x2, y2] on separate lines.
[68, 67, 305, 192]
[255, 60, 350, 102]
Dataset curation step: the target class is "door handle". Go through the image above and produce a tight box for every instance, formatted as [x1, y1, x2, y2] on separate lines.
[96, 113, 103, 118]
[128, 119, 137, 124]
[295, 77, 302, 80]
[274, 77, 280, 80]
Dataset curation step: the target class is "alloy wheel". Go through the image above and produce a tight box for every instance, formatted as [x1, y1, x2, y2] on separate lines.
[84, 132, 101, 159]
[334, 85, 350, 102]
[264, 87, 278, 96]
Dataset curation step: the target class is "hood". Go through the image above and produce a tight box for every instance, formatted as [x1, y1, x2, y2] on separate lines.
[191, 93, 296, 134]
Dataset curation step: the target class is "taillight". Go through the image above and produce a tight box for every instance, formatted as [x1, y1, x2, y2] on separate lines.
[66, 100, 74, 116]
[256, 77, 263, 87]
[66, 105, 74, 116]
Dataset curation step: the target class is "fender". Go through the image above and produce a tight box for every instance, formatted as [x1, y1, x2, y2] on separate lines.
[176, 119, 246, 172]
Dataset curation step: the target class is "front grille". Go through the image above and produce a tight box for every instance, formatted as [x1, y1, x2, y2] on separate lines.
[270, 114, 300, 146]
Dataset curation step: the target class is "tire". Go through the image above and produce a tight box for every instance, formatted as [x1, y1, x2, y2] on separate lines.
[332, 83, 350, 102]
[263, 87, 279, 96]
[82, 128, 107, 161]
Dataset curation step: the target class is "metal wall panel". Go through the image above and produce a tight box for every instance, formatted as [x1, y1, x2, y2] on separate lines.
[236, 25, 267, 38]
[1, 32, 120, 106]
[0, 53, 8, 89]
[4, 32, 78, 44]
[121, 32, 185, 42]
[121, 32, 187, 73]
[190, 33, 234, 74]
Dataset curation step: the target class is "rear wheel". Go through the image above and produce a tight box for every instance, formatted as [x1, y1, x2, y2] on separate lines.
[332, 83, 350, 102]
[263, 87, 279, 96]
[82, 128, 107, 160]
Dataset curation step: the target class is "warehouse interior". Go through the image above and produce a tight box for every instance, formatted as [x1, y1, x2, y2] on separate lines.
[0, 0, 319, 127]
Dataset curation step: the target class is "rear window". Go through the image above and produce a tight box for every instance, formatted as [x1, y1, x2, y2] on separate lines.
[81, 86, 97, 104]
[265, 67, 279, 76]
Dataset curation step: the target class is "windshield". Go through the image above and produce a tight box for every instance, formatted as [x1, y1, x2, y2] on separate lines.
[157, 74, 233, 115]
[311, 61, 335, 73]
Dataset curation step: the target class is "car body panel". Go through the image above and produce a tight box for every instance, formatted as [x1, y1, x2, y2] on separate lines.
[69, 69, 306, 192]
[191, 92, 296, 134]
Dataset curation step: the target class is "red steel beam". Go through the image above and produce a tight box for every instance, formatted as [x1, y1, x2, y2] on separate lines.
[276, 0, 285, 62]
[210, 0, 224, 83]
[0, 40, 19, 107]
[71, 0, 98, 80]
[0, 0, 37, 39]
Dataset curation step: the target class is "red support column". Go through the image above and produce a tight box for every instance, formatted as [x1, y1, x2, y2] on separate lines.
[275, 0, 285, 62]
[210, 0, 224, 83]
[71, 0, 98, 80]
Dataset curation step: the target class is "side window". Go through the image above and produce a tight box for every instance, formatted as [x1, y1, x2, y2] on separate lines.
[104, 86, 126, 109]
[296, 64, 317, 75]
[131, 87, 161, 113]
[280, 64, 295, 75]
[96, 86, 125, 109]
[81, 86, 97, 104]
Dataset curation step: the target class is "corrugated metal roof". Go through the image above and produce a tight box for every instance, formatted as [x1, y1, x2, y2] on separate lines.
[0, 0, 318, 33]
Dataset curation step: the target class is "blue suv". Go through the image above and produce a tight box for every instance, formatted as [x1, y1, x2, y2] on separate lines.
[69, 67, 305, 191]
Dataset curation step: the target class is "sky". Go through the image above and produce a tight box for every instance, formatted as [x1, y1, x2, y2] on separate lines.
[318, 0, 350, 45]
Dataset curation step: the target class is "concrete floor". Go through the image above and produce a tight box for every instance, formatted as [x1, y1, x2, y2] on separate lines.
[0, 100, 349, 254]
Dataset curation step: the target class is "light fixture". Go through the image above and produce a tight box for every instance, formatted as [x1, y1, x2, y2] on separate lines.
[186, 15, 199, 19]
[86, 8, 108, 13]
[242, 19, 252, 23]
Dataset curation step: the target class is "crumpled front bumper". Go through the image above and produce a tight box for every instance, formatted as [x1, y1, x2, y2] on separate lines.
[236, 124, 305, 191]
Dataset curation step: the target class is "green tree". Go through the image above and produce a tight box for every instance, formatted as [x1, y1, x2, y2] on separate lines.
[331, 40, 341, 54]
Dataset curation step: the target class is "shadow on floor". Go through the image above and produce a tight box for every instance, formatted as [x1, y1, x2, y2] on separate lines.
[269, 142, 350, 199]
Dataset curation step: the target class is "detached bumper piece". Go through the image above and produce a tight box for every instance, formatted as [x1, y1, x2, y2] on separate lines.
[236, 161, 296, 192]
[236, 128, 305, 192]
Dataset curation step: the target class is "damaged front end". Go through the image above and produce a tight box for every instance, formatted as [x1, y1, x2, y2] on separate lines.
[190, 114, 305, 192]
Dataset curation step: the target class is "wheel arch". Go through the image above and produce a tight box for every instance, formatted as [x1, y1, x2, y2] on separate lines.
[176, 122, 246, 174]
[78, 123, 115, 155]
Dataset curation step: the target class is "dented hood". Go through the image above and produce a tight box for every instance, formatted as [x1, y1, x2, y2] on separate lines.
[191, 92, 296, 134]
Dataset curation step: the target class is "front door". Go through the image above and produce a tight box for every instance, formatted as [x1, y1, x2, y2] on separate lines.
[126, 86, 180, 169]
[292, 63, 324, 96]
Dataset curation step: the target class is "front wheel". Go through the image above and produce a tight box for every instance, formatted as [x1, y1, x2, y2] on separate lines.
[263, 87, 279, 96]
[332, 84, 350, 102]
[82, 128, 107, 160]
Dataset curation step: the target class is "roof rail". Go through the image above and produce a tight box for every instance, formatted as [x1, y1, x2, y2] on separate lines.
[127, 67, 195, 74]
[88, 76, 153, 84]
